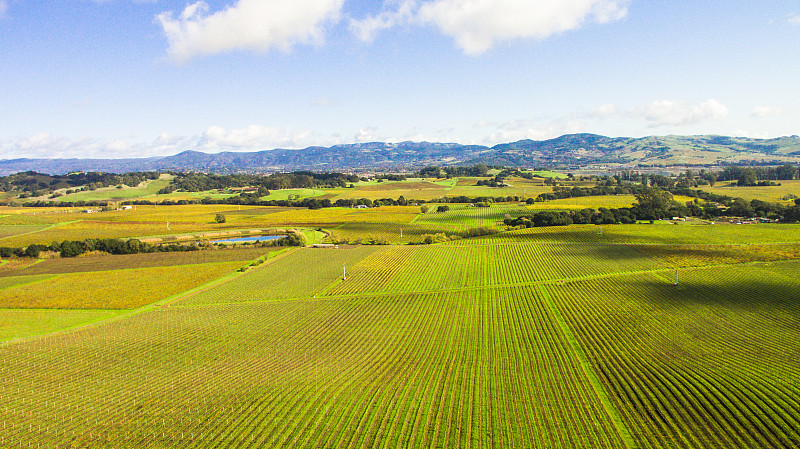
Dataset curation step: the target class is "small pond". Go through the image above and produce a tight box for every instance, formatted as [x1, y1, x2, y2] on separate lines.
[211, 235, 283, 244]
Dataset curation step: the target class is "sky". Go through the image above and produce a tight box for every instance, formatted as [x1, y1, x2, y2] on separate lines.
[0, 0, 798, 159]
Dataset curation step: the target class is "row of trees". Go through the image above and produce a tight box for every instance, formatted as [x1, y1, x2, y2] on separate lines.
[164, 171, 361, 193]
[507, 187, 800, 228]
[0, 238, 200, 259]
[1, 230, 309, 259]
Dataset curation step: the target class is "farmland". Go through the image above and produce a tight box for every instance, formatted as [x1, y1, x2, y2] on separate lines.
[1, 189, 800, 448]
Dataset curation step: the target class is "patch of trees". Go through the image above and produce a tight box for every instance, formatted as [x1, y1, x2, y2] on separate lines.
[168, 171, 361, 193]
[0, 238, 199, 259]
[374, 174, 407, 181]
[431, 195, 519, 204]
[509, 187, 800, 228]
[417, 164, 492, 178]
[717, 165, 798, 183]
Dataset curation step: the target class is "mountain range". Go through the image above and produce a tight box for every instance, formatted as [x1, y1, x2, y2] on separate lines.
[2, 134, 800, 175]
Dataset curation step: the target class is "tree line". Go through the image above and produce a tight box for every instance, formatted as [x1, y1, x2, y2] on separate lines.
[507, 187, 800, 228]
[0, 231, 308, 260]
[161, 171, 362, 194]
[0, 171, 160, 199]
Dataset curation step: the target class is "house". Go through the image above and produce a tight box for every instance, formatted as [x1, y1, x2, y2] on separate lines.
[355, 205, 368, 209]
[121, 206, 133, 210]
[82, 209, 97, 214]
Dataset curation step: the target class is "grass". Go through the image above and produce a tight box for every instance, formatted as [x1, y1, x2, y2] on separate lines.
[55, 175, 173, 202]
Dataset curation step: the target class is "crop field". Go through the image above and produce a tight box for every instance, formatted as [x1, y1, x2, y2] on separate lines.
[0, 262, 245, 309]
[475, 222, 800, 245]
[327, 222, 463, 244]
[699, 180, 800, 203]
[415, 203, 529, 228]
[0, 309, 124, 342]
[0, 247, 276, 277]
[183, 246, 377, 306]
[0, 205, 421, 246]
[1, 201, 799, 448]
[0, 224, 49, 239]
[546, 262, 800, 448]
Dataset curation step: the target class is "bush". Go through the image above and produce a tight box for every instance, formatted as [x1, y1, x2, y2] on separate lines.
[215, 213, 226, 223]
[421, 233, 449, 244]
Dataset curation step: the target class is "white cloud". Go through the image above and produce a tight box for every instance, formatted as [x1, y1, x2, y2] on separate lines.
[733, 130, 770, 139]
[156, 0, 344, 63]
[788, 13, 800, 25]
[6, 133, 133, 159]
[200, 125, 314, 150]
[354, 127, 381, 143]
[477, 118, 583, 144]
[752, 106, 783, 118]
[1, 125, 328, 159]
[633, 99, 729, 128]
[350, 0, 417, 42]
[0, 1, 7, 18]
[417, 0, 630, 55]
[588, 103, 617, 118]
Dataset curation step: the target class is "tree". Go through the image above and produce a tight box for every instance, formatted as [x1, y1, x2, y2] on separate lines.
[437, 205, 450, 213]
[634, 187, 675, 219]
[215, 213, 226, 223]
[737, 168, 757, 186]
[420, 205, 429, 213]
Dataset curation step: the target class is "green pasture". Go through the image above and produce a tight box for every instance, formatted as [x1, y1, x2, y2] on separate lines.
[55, 175, 173, 202]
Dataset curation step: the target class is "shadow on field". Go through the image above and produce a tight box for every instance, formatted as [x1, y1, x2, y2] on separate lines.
[633, 271, 800, 315]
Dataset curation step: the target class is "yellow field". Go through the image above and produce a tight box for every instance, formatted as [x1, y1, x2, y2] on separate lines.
[699, 180, 800, 203]
[0, 262, 243, 309]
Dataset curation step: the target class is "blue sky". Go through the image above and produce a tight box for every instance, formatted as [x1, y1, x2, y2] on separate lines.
[0, 0, 798, 159]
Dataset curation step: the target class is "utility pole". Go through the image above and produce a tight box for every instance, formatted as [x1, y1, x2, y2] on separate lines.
[674, 269, 679, 286]
[400, 228, 403, 238]
[343, 264, 346, 280]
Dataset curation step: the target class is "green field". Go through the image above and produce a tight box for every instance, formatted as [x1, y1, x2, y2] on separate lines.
[1, 198, 799, 448]
[55, 175, 174, 203]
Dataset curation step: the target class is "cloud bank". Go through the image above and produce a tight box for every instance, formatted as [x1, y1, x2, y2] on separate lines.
[752, 106, 783, 118]
[634, 99, 729, 128]
[1, 125, 330, 160]
[157, 0, 344, 63]
[0, 1, 7, 18]
[353, 0, 630, 54]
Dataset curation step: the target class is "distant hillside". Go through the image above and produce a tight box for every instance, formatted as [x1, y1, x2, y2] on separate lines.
[2, 134, 799, 175]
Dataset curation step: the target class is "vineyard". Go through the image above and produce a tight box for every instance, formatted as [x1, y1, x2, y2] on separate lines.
[1, 203, 800, 447]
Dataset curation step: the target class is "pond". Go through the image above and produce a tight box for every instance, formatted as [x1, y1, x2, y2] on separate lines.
[211, 235, 283, 244]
